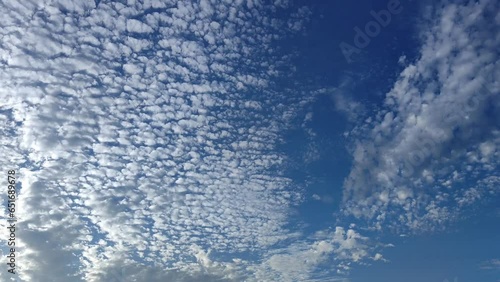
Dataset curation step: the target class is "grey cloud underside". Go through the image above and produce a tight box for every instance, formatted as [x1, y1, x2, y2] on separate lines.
[342, 0, 499, 232]
[0, 0, 316, 281]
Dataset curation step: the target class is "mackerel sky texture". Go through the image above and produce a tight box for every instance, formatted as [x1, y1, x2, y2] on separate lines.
[0, 0, 498, 281]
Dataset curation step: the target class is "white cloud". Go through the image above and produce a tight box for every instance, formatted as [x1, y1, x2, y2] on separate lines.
[312, 193, 335, 204]
[480, 259, 500, 270]
[126, 19, 154, 33]
[252, 226, 382, 281]
[3, 0, 496, 280]
[0, 0, 315, 281]
[341, 0, 500, 232]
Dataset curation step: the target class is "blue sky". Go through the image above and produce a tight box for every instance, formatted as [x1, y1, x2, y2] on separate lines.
[0, 0, 498, 281]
